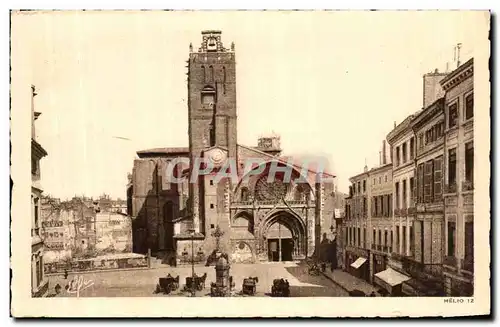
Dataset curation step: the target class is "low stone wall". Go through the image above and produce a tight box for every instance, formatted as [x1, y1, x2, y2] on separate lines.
[44, 255, 148, 275]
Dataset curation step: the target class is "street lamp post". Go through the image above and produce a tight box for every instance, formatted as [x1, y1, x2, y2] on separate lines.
[188, 227, 196, 297]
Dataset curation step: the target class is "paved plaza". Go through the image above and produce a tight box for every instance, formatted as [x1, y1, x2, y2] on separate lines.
[48, 261, 348, 297]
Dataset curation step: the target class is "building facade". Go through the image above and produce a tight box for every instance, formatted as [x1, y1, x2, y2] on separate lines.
[344, 169, 370, 282]
[441, 58, 474, 296]
[128, 31, 334, 265]
[369, 161, 393, 284]
[31, 85, 49, 297]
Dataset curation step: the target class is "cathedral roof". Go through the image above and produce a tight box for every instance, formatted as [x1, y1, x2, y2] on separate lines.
[136, 147, 189, 158]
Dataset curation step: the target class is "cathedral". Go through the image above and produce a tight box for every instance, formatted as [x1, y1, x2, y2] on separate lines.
[128, 31, 335, 265]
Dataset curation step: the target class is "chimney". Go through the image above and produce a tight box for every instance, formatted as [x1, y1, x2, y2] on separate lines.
[382, 140, 387, 165]
[422, 69, 446, 108]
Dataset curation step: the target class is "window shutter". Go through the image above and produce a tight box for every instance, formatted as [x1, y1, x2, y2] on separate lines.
[424, 161, 432, 203]
[417, 164, 424, 203]
[433, 156, 443, 200]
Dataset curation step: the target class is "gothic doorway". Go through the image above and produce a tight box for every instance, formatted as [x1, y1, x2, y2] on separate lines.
[263, 210, 306, 261]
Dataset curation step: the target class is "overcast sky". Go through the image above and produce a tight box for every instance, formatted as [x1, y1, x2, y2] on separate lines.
[13, 11, 486, 199]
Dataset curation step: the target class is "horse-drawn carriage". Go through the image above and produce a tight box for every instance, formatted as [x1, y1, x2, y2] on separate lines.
[184, 272, 208, 292]
[271, 278, 290, 297]
[242, 277, 259, 296]
[155, 273, 180, 294]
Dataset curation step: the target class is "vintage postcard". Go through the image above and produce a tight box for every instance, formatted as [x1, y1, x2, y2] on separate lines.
[10, 10, 490, 317]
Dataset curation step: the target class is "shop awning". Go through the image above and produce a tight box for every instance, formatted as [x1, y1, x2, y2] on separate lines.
[374, 268, 411, 287]
[350, 257, 367, 269]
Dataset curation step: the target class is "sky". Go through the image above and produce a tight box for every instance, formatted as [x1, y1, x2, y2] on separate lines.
[13, 11, 487, 199]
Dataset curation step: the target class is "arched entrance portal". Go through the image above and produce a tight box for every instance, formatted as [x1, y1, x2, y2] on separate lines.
[263, 210, 306, 262]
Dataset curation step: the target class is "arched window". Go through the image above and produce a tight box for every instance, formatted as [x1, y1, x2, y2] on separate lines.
[201, 65, 206, 83]
[208, 65, 214, 82]
[293, 184, 305, 201]
[241, 187, 249, 202]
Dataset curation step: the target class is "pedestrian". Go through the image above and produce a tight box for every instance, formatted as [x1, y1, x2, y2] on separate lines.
[321, 262, 326, 272]
[369, 291, 376, 297]
[64, 269, 69, 280]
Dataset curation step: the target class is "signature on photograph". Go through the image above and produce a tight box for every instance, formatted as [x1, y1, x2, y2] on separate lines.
[65, 275, 94, 297]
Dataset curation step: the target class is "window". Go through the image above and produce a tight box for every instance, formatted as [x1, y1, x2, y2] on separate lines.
[388, 194, 392, 216]
[402, 143, 407, 163]
[410, 137, 415, 159]
[384, 230, 388, 248]
[349, 185, 353, 197]
[402, 179, 407, 209]
[409, 226, 414, 257]
[363, 180, 366, 193]
[378, 195, 383, 217]
[402, 227, 406, 254]
[379, 176, 381, 184]
[396, 226, 400, 254]
[363, 228, 366, 248]
[34, 197, 39, 229]
[465, 222, 474, 261]
[373, 229, 376, 246]
[363, 197, 367, 217]
[465, 142, 474, 183]
[448, 148, 457, 186]
[390, 230, 393, 251]
[418, 134, 424, 149]
[357, 182, 360, 194]
[384, 175, 387, 183]
[395, 182, 400, 209]
[373, 178, 376, 185]
[35, 256, 41, 286]
[433, 156, 443, 200]
[353, 227, 356, 245]
[409, 177, 415, 207]
[209, 179, 214, 186]
[208, 65, 214, 82]
[465, 93, 474, 120]
[210, 203, 214, 209]
[378, 229, 382, 249]
[201, 65, 206, 82]
[241, 187, 249, 201]
[358, 228, 361, 247]
[448, 103, 458, 128]
[396, 146, 400, 166]
[447, 222, 456, 257]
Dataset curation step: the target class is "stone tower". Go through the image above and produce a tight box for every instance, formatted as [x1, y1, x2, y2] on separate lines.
[187, 31, 237, 233]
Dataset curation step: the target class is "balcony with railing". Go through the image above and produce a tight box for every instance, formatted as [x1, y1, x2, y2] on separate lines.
[444, 182, 457, 194]
[462, 180, 474, 192]
[402, 256, 443, 281]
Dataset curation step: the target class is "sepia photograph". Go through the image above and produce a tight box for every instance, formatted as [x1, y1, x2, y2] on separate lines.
[9, 9, 490, 317]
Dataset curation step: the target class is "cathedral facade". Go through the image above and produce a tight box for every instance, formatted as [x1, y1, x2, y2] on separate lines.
[128, 31, 334, 264]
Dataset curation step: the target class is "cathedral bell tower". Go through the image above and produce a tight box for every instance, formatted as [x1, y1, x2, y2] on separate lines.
[187, 31, 237, 233]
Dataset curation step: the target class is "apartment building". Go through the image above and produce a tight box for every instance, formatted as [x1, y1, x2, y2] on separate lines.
[31, 85, 49, 297]
[344, 168, 370, 282]
[441, 58, 474, 296]
[369, 160, 393, 283]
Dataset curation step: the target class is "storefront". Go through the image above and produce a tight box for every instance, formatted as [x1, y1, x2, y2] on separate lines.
[345, 246, 370, 282]
[374, 267, 411, 296]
